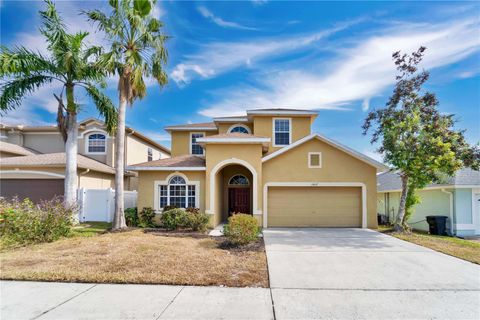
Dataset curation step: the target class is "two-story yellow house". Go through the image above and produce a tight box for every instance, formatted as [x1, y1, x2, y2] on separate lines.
[130, 109, 388, 228]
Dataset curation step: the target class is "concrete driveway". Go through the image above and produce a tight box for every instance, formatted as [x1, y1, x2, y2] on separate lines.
[264, 228, 480, 319]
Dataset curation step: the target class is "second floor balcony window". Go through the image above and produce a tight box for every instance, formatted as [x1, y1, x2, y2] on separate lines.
[88, 134, 106, 153]
[190, 133, 204, 155]
[274, 118, 291, 146]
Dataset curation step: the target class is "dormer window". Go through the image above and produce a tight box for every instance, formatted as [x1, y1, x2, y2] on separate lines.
[190, 133, 204, 155]
[273, 118, 291, 146]
[228, 124, 250, 134]
[87, 133, 106, 153]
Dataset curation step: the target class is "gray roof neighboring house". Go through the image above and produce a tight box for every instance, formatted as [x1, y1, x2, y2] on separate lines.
[0, 152, 119, 175]
[377, 168, 480, 192]
[0, 141, 39, 156]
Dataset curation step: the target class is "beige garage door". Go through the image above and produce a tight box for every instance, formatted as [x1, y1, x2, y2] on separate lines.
[267, 186, 362, 227]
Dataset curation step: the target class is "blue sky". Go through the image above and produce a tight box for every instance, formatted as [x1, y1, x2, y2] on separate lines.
[1, 0, 479, 160]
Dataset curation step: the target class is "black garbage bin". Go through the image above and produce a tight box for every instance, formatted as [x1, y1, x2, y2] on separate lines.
[426, 216, 448, 235]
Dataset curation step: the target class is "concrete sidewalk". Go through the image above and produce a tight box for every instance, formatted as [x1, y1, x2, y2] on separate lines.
[0, 281, 274, 320]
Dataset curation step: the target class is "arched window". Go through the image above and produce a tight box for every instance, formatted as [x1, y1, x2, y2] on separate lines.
[87, 133, 106, 153]
[159, 175, 196, 209]
[228, 124, 250, 134]
[228, 174, 250, 186]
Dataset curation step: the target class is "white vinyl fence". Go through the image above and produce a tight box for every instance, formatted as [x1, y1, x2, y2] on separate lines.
[77, 188, 137, 222]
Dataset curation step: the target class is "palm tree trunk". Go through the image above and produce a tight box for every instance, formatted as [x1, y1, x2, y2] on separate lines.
[64, 85, 78, 208]
[112, 76, 127, 230]
[394, 175, 409, 232]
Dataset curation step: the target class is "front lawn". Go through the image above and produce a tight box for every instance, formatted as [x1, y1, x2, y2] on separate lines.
[380, 227, 480, 264]
[0, 229, 268, 287]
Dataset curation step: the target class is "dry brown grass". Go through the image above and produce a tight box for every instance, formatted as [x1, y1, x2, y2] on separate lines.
[0, 230, 268, 287]
[380, 227, 480, 265]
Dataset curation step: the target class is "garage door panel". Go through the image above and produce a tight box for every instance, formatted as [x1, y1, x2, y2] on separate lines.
[0, 179, 64, 203]
[268, 187, 361, 227]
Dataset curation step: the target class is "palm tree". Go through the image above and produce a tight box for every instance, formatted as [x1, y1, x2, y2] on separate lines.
[0, 0, 117, 207]
[85, 0, 168, 229]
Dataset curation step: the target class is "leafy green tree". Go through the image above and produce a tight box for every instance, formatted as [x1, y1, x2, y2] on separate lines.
[85, 0, 168, 229]
[0, 0, 117, 207]
[363, 47, 479, 232]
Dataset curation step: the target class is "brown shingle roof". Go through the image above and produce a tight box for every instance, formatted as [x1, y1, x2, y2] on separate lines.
[0, 141, 39, 156]
[129, 155, 206, 169]
[0, 153, 116, 174]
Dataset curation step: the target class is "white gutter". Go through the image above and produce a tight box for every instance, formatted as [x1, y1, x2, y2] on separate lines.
[126, 166, 206, 171]
[441, 188, 454, 235]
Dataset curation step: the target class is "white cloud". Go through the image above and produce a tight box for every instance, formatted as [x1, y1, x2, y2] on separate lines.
[151, 2, 166, 19]
[199, 18, 480, 117]
[197, 6, 257, 31]
[362, 98, 370, 112]
[170, 22, 352, 84]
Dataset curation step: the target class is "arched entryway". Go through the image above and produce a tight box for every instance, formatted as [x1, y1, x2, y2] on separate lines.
[208, 159, 258, 224]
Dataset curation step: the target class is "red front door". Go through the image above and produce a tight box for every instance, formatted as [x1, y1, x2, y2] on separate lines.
[228, 188, 250, 215]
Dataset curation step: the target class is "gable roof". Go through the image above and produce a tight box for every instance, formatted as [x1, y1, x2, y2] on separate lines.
[0, 152, 119, 175]
[127, 155, 206, 171]
[0, 141, 39, 156]
[262, 133, 389, 172]
[0, 119, 170, 155]
[378, 168, 480, 192]
[164, 122, 218, 132]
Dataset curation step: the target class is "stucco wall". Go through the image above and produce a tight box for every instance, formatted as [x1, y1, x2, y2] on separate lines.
[23, 133, 64, 153]
[136, 170, 206, 213]
[252, 116, 312, 153]
[125, 134, 168, 165]
[204, 144, 263, 225]
[170, 131, 217, 157]
[262, 138, 378, 228]
[78, 171, 115, 189]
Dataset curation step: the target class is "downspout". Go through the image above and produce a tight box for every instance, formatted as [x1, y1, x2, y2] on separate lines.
[78, 169, 90, 188]
[441, 189, 454, 236]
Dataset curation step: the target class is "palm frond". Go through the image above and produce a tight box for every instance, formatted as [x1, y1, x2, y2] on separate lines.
[85, 85, 117, 134]
[0, 75, 55, 112]
[0, 46, 59, 77]
[39, 0, 69, 58]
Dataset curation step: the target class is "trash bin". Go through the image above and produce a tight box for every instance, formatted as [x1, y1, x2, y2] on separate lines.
[426, 216, 448, 235]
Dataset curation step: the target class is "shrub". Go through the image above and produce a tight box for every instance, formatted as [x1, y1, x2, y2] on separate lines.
[187, 211, 210, 232]
[161, 208, 189, 230]
[0, 197, 75, 246]
[185, 207, 199, 214]
[162, 205, 177, 212]
[223, 214, 260, 246]
[124, 207, 138, 227]
[138, 207, 155, 228]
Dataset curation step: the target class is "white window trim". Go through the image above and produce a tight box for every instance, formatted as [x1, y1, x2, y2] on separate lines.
[78, 127, 109, 138]
[263, 182, 367, 228]
[85, 132, 107, 155]
[308, 152, 322, 168]
[227, 124, 251, 134]
[153, 172, 200, 212]
[190, 132, 205, 155]
[272, 117, 292, 147]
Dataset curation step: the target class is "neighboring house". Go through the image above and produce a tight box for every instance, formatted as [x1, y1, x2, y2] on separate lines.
[0, 118, 170, 202]
[377, 169, 480, 237]
[129, 109, 388, 228]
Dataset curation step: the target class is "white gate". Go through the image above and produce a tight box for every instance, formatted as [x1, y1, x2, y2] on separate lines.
[77, 188, 138, 222]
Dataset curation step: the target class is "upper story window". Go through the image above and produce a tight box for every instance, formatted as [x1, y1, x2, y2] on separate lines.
[273, 118, 291, 146]
[228, 124, 250, 134]
[190, 133, 204, 155]
[87, 133, 106, 153]
[147, 148, 153, 161]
